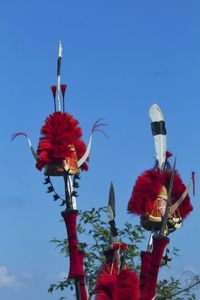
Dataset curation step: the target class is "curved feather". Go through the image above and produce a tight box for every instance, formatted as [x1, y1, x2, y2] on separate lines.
[149, 104, 167, 170]
[77, 119, 107, 168]
[11, 132, 38, 160]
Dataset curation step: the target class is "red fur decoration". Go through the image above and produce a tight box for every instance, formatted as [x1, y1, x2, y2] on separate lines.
[36, 112, 88, 171]
[95, 262, 139, 300]
[95, 263, 117, 300]
[117, 269, 139, 300]
[128, 169, 193, 219]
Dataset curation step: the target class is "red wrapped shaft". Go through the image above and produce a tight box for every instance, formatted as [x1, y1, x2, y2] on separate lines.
[146, 235, 169, 300]
[78, 250, 88, 300]
[139, 251, 152, 300]
[62, 210, 84, 278]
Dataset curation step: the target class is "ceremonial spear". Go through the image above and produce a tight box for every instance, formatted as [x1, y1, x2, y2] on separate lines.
[12, 41, 104, 300]
[95, 183, 140, 300]
[128, 104, 194, 300]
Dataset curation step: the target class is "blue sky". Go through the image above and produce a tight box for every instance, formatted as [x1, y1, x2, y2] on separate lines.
[0, 1, 200, 299]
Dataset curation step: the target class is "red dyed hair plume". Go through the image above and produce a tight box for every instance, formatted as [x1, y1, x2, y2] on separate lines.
[95, 263, 117, 300]
[36, 112, 88, 171]
[95, 263, 139, 300]
[128, 168, 193, 219]
[117, 269, 139, 300]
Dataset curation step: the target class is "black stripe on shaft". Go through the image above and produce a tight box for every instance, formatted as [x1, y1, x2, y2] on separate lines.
[57, 57, 62, 76]
[151, 121, 167, 136]
[109, 220, 118, 237]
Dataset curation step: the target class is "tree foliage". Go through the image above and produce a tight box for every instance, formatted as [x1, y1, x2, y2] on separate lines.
[48, 207, 199, 299]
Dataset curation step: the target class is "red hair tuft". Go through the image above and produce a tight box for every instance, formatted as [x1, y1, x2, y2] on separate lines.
[36, 112, 88, 171]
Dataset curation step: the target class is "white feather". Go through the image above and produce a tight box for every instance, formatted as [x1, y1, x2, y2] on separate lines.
[149, 104, 167, 170]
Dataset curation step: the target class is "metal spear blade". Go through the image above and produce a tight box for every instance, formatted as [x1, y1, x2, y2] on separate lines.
[107, 182, 115, 220]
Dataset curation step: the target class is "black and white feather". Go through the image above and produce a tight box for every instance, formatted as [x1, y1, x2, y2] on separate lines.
[149, 104, 167, 170]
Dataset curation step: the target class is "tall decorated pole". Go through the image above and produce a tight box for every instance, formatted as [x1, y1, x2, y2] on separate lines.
[12, 41, 103, 300]
[127, 104, 194, 300]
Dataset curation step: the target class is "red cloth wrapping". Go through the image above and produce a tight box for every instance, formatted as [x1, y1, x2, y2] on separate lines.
[143, 235, 169, 300]
[139, 251, 152, 300]
[78, 250, 88, 300]
[62, 210, 84, 279]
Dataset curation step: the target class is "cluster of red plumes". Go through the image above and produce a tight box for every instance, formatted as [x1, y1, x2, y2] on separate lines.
[95, 262, 139, 300]
[128, 168, 193, 219]
[36, 112, 88, 171]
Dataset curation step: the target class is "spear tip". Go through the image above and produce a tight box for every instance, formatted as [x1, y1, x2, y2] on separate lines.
[58, 40, 63, 57]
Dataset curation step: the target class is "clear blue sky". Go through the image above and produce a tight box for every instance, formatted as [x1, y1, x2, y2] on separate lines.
[0, 1, 200, 299]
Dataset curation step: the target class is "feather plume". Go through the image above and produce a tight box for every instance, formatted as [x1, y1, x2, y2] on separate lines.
[149, 104, 167, 170]
[11, 132, 38, 160]
[77, 118, 107, 169]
